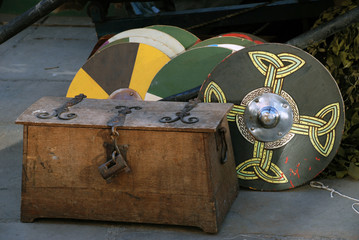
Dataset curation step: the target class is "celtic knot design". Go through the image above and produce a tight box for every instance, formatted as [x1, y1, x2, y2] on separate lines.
[290, 103, 340, 157]
[248, 51, 305, 94]
[203, 81, 227, 103]
[236, 141, 288, 183]
[202, 50, 341, 184]
[227, 104, 245, 121]
[204, 81, 245, 122]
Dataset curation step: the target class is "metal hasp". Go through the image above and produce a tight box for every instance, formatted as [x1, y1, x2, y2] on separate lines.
[159, 98, 200, 124]
[99, 105, 141, 182]
[107, 105, 142, 127]
[36, 93, 86, 120]
[244, 93, 293, 142]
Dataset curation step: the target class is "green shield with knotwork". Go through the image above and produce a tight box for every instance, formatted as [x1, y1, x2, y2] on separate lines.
[199, 43, 344, 191]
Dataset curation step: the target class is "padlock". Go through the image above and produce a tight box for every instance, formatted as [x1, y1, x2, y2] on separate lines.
[98, 151, 130, 181]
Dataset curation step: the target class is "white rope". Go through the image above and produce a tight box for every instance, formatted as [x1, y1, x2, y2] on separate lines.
[310, 181, 359, 215]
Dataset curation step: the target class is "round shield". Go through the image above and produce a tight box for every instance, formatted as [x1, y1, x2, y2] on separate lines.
[220, 32, 267, 44]
[88, 34, 114, 58]
[144, 46, 234, 101]
[189, 36, 256, 49]
[199, 43, 345, 191]
[66, 42, 170, 99]
[100, 28, 185, 58]
[145, 25, 201, 49]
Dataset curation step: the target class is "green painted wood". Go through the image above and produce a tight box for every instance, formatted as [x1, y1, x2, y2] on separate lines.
[146, 25, 200, 49]
[145, 46, 233, 101]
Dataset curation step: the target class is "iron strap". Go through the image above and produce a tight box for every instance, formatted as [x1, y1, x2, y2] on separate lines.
[99, 105, 142, 181]
[107, 105, 141, 165]
[36, 93, 86, 120]
[159, 98, 201, 124]
[107, 105, 142, 127]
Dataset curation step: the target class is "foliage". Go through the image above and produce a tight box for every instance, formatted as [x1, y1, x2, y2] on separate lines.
[306, 0, 359, 179]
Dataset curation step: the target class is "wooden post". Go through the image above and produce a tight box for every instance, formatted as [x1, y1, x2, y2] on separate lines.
[286, 6, 359, 49]
[0, 0, 67, 44]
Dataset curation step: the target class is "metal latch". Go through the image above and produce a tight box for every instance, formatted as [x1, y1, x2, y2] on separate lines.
[99, 105, 141, 182]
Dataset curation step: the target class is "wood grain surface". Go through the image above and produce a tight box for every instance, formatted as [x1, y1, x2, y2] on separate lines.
[18, 98, 238, 232]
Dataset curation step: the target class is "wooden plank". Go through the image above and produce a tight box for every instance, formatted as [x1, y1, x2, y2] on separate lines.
[15, 97, 233, 132]
[24, 126, 210, 195]
[21, 188, 218, 232]
[20, 125, 227, 232]
[205, 120, 238, 227]
[18, 97, 238, 232]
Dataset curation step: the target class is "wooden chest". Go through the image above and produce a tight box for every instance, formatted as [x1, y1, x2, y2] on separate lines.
[15, 97, 238, 233]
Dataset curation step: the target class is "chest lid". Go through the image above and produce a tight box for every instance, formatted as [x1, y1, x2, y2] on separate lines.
[15, 96, 233, 132]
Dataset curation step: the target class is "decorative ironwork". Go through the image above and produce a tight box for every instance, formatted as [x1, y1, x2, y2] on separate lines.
[99, 105, 142, 181]
[36, 93, 86, 120]
[107, 105, 142, 127]
[159, 98, 200, 124]
[235, 88, 298, 149]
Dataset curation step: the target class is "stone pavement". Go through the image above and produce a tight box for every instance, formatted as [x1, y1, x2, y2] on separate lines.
[0, 15, 358, 240]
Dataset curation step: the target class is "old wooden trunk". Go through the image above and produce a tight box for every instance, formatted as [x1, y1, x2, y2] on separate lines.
[15, 97, 238, 233]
